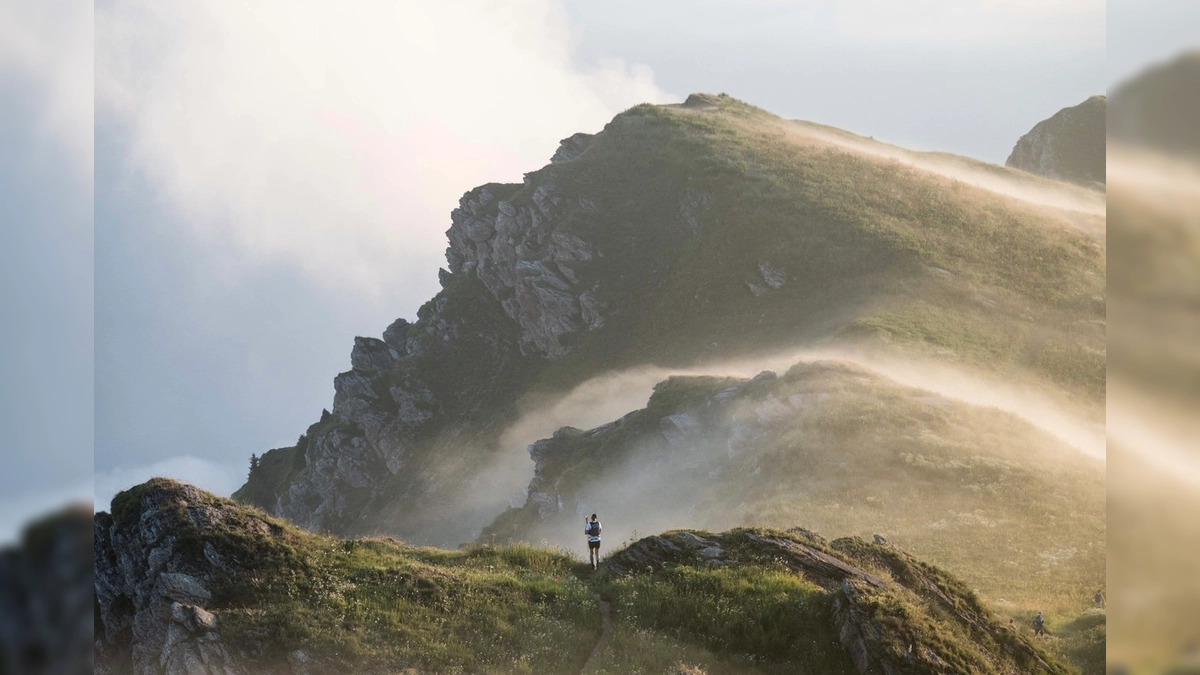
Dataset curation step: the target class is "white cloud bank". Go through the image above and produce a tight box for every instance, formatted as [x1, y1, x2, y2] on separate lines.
[96, 0, 674, 298]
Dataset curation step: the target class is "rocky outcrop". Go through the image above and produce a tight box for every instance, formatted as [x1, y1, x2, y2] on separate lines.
[550, 132, 594, 163]
[1006, 95, 1105, 187]
[747, 261, 787, 296]
[445, 182, 605, 358]
[94, 480, 265, 675]
[237, 133, 616, 535]
[607, 529, 1067, 675]
[0, 505, 93, 675]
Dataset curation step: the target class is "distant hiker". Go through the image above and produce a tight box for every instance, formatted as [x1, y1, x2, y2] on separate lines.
[873, 534, 889, 545]
[585, 514, 603, 570]
[1032, 611, 1046, 637]
[1093, 590, 1105, 609]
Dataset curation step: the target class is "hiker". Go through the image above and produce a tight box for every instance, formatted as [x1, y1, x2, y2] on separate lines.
[1092, 590, 1105, 609]
[1032, 611, 1046, 637]
[585, 514, 603, 570]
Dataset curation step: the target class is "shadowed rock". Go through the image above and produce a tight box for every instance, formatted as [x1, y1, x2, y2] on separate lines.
[1006, 95, 1105, 187]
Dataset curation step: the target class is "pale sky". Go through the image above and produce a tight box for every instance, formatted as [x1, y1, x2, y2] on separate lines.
[0, 0, 1191, 541]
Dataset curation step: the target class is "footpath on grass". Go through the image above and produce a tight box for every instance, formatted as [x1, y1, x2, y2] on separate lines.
[580, 592, 613, 674]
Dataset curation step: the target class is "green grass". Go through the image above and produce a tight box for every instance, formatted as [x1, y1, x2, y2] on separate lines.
[101, 482, 1080, 674]
[597, 563, 855, 673]
[219, 540, 599, 674]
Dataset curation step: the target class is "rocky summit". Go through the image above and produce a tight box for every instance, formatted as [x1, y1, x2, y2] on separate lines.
[1006, 95, 1106, 187]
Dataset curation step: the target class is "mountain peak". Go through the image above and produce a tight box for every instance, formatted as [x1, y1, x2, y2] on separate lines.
[1006, 95, 1106, 187]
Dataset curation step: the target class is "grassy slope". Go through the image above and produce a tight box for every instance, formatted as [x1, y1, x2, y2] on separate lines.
[483, 361, 1105, 672]
[390, 94, 1105, 547]
[103, 482, 1075, 675]
[533, 95, 1105, 403]
[1106, 149, 1200, 673]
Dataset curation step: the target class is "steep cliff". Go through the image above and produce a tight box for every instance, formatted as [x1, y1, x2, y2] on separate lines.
[1006, 95, 1106, 187]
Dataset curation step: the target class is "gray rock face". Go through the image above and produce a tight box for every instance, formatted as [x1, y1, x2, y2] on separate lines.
[94, 482, 253, 675]
[679, 188, 713, 234]
[748, 262, 787, 296]
[349, 337, 397, 373]
[0, 506, 93, 675]
[381, 318, 409, 353]
[446, 181, 606, 358]
[550, 132, 594, 163]
[1006, 95, 1105, 187]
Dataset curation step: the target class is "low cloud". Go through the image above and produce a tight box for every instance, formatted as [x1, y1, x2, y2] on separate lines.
[96, 0, 673, 299]
[93, 455, 245, 514]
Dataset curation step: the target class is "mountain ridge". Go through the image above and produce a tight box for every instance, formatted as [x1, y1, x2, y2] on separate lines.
[235, 93, 1106, 549]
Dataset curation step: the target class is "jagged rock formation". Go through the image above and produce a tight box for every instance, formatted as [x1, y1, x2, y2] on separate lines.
[94, 482, 256, 675]
[0, 505, 93, 675]
[444, 181, 606, 358]
[236, 93, 1105, 550]
[1006, 95, 1106, 187]
[549, 132, 594, 164]
[607, 528, 1066, 675]
[235, 134, 621, 540]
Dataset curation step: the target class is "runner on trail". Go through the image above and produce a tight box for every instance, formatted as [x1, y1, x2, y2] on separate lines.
[585, 514, 602, 570]
[1032, 611, 1046, 637]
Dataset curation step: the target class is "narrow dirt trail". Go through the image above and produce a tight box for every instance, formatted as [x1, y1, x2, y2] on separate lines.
[580, 593, 613, 674]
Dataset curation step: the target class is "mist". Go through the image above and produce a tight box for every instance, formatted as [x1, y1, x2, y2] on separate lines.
[463, 338, 1106, 554]
[774, 117, 1108, 221]
[485, 350, 1105, 599]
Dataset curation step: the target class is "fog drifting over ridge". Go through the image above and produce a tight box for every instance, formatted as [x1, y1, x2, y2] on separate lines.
[96, 0, 674, 299]
[469, 343, 1107, 546]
